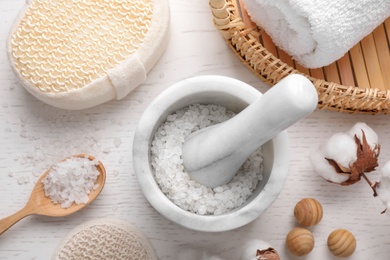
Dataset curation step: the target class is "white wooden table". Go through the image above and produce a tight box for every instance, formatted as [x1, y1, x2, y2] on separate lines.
[1, 1, 390, 259]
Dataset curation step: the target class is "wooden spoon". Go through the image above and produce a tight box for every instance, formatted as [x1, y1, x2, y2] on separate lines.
[0, 154, 106, 235]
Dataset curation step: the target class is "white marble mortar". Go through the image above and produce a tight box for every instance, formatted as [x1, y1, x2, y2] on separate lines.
[132, 75, 289, 232]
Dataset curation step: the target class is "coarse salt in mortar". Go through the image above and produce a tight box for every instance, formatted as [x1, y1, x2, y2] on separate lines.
[151, 104, 264, 215]
[41, 156, 100, 208]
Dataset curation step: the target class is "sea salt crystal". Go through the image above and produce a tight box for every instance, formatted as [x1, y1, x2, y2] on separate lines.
[20, 130, 28, 138]
[151, 104, 264, 215]
[19, 156, 28, 165]
[19, 115, 28, 123]
[114, 138, 122, 147]
[14, 111, 111, 181]
[102, 147, 111, 154]
[24, 176, 30, 184]
[112, 169, 120, 177]
[41, 156, 100, 208]
[17, 177, 25, 185]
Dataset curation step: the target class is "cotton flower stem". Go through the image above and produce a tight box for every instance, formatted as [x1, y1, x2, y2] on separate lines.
[360, 172, 378, 197]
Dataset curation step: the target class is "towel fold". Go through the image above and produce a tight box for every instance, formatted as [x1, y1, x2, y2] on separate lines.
[242, 0, 390, 68]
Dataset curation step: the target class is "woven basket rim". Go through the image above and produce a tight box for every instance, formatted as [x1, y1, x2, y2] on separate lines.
[210, 0, 390, 114]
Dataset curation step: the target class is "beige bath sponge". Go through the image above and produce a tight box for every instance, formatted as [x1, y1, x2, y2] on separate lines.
[53, 218, 158, 260]
[8, 0, 169, 110]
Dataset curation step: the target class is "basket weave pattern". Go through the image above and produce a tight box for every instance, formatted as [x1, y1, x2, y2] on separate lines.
[210, 0, 390, 114]
[10, 0, 153, 93]
[55, 220, 157, 260]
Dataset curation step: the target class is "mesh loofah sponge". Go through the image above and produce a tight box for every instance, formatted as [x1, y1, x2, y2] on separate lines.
[8, 0, 169, 110]
[53, 218, 158, 260]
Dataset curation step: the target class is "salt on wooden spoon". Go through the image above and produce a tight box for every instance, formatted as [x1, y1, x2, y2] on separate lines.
[0, 154, 106, 235]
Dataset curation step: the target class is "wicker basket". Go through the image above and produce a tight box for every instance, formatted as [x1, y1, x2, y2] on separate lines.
[210, 0, 390, 114]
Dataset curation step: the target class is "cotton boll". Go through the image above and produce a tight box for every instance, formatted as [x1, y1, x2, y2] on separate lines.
[347, 122, 378, 150]
[321, 132, 357, 168]
[376, 161, 390, 210]
[380, 160, 390, 178]
[240, 239, 272, 260]
[310, 149, 349, 183]
[311, 131, 357, 184]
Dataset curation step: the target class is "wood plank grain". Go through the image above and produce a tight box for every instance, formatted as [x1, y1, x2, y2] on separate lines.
[294, 61, 310, 76]
[385, 17, 390, 44]
[277, 48, 294, 67]
[349, 43, 371, 88]
[323, 62, 341, 84]
[337, 52, 355, 87]
[261, 31, 278, 57]
[373, 24, 390, 89]
[361, 33, 385, 90]
[309, 68, 325, 80]
[238, 0, 257, 29]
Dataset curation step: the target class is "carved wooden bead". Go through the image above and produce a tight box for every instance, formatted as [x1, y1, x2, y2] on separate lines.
[294, 198, 323, 226]
[327, 229, 356, 258]
[286, 227, 314, 256]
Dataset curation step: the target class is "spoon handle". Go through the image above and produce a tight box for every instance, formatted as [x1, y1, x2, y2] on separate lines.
[0, 206, 33, 235]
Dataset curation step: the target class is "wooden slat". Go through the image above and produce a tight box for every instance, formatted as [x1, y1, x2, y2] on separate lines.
[385, 18, 390, 43]
[261, 32, 278, 57]
[337, 52, 355, 86]
[238, 0, 256, 29]
[310, 68, 325, 80]
[361, 33, 385, 90]
[294, 61, 310, 76]
[373, 24, 390, 89]
[349, 43, 371, 88]
[277, 48, 294, 67]
[324, 62, 341, 84]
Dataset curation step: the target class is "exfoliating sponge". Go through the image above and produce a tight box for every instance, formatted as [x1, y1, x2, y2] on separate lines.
[7, 0, 169, 110]
[53, 218, 158, 260]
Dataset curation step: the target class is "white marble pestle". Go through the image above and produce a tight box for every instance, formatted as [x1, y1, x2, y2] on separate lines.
[182, 74, 318, 188]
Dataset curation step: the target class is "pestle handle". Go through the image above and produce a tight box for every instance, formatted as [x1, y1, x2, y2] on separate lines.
[182, 74, 318, 188]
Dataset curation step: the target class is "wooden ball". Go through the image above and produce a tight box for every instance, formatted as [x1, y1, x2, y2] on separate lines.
[327, 229, 356, 258]
[286, 227, 315, 256]
[294, 198, 323, 226]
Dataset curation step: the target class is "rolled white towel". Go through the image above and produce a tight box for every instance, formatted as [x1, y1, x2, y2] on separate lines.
[242, 0, 390, 68]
